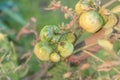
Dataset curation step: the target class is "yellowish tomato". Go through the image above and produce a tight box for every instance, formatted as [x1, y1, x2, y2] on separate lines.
[50, 52, 60, 62]
[34, 42, 53, 61]
[79, 10, 104, 33]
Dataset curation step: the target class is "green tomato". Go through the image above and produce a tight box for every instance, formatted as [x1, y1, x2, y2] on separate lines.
[58, 41, 74, 58]
[79, 10, 104, 33]
[61, 33, 76, 43]
[50, 52, 60, 62]
[34, 41, 53, 61]
[40, 25, 60, 42]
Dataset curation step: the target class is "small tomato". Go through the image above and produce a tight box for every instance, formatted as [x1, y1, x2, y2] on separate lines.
[50, 52, 60, 62]
[34, 42, 53, 61]
[61, 33, 76, 43]
[58, 41, 74, 58]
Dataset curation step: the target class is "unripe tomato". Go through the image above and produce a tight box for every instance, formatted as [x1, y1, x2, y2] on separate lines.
[50, 52, 60, 62]
[79, 10, 104, 33]
[61, 33, 76, 43]
[75, 1, 91, 15]
[34, 42, 53, 61]
[40, 25, 60, 42]
[58, 41, 74, 58]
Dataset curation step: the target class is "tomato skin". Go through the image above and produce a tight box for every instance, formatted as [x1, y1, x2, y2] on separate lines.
[40, 25, 60, 42]
[50, 52, 60, 62]
[79, 10, 104, 33]
[58, 41, 74, 58]
[75, 1, 91, 15]
[34, 42, 53, 61]
[61, 33, 76, 43]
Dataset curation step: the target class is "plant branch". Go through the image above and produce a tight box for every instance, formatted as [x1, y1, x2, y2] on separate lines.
[73, 42, 97, 54]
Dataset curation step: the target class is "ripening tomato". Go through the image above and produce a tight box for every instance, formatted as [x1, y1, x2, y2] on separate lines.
[40, 25, 60, 42]
[79, 10, 104, 33]
[50, 52, 60, 62]
[34, 41, 53, 61]
[58, 41, 74, 58]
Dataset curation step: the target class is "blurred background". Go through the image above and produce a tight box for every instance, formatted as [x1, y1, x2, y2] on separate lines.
[0, 0, 120, 80]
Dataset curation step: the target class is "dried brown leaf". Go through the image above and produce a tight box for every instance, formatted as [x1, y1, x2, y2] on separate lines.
[44, 1, 61, 11]
[98, 61, 120, 72]
[63, 71, 72, 79]
[80, 63, 90, 70]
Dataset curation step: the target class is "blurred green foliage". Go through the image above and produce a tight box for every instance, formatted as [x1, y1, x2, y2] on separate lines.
[0, 0, 120, 80]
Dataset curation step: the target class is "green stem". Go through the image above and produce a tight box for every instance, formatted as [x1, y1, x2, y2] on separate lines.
[74, 32, 91, 47]
[73, 42, 97, 54]
[58, 31, 70, 42]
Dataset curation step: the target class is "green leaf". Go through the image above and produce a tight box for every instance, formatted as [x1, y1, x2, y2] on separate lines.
[2, 8, 26, 25]
[29, 54, 40, 73]
[7, 72, 20, 80]
[0, 20, 9, 30]
[48, 62, 70, 80]
[113, 41, 120, 53]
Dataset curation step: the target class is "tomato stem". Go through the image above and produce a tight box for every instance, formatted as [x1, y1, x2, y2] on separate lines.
[58, 31, 70, 41]
[73, 42, 97, 54]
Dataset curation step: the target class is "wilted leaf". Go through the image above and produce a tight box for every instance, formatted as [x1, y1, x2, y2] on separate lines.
[98, 61, 120, 72]
[98, 39, 113, 51]
[111, 5, 120, 13]
[104, 28, 113, 38]
[113, 73, 120, 79]
[63, 71, 72, 79]
[80, 63, 90, 70]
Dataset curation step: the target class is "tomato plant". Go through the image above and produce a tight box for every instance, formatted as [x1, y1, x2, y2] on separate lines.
[1, 0, 120, 80]
[31, 0, 120, 79]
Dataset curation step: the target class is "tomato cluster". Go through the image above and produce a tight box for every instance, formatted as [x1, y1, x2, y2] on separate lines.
[34, 25, 75, 62]
[75, 1, 104, 33]
[34, 0, 119, 63]
[75, 0, 118, 33]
